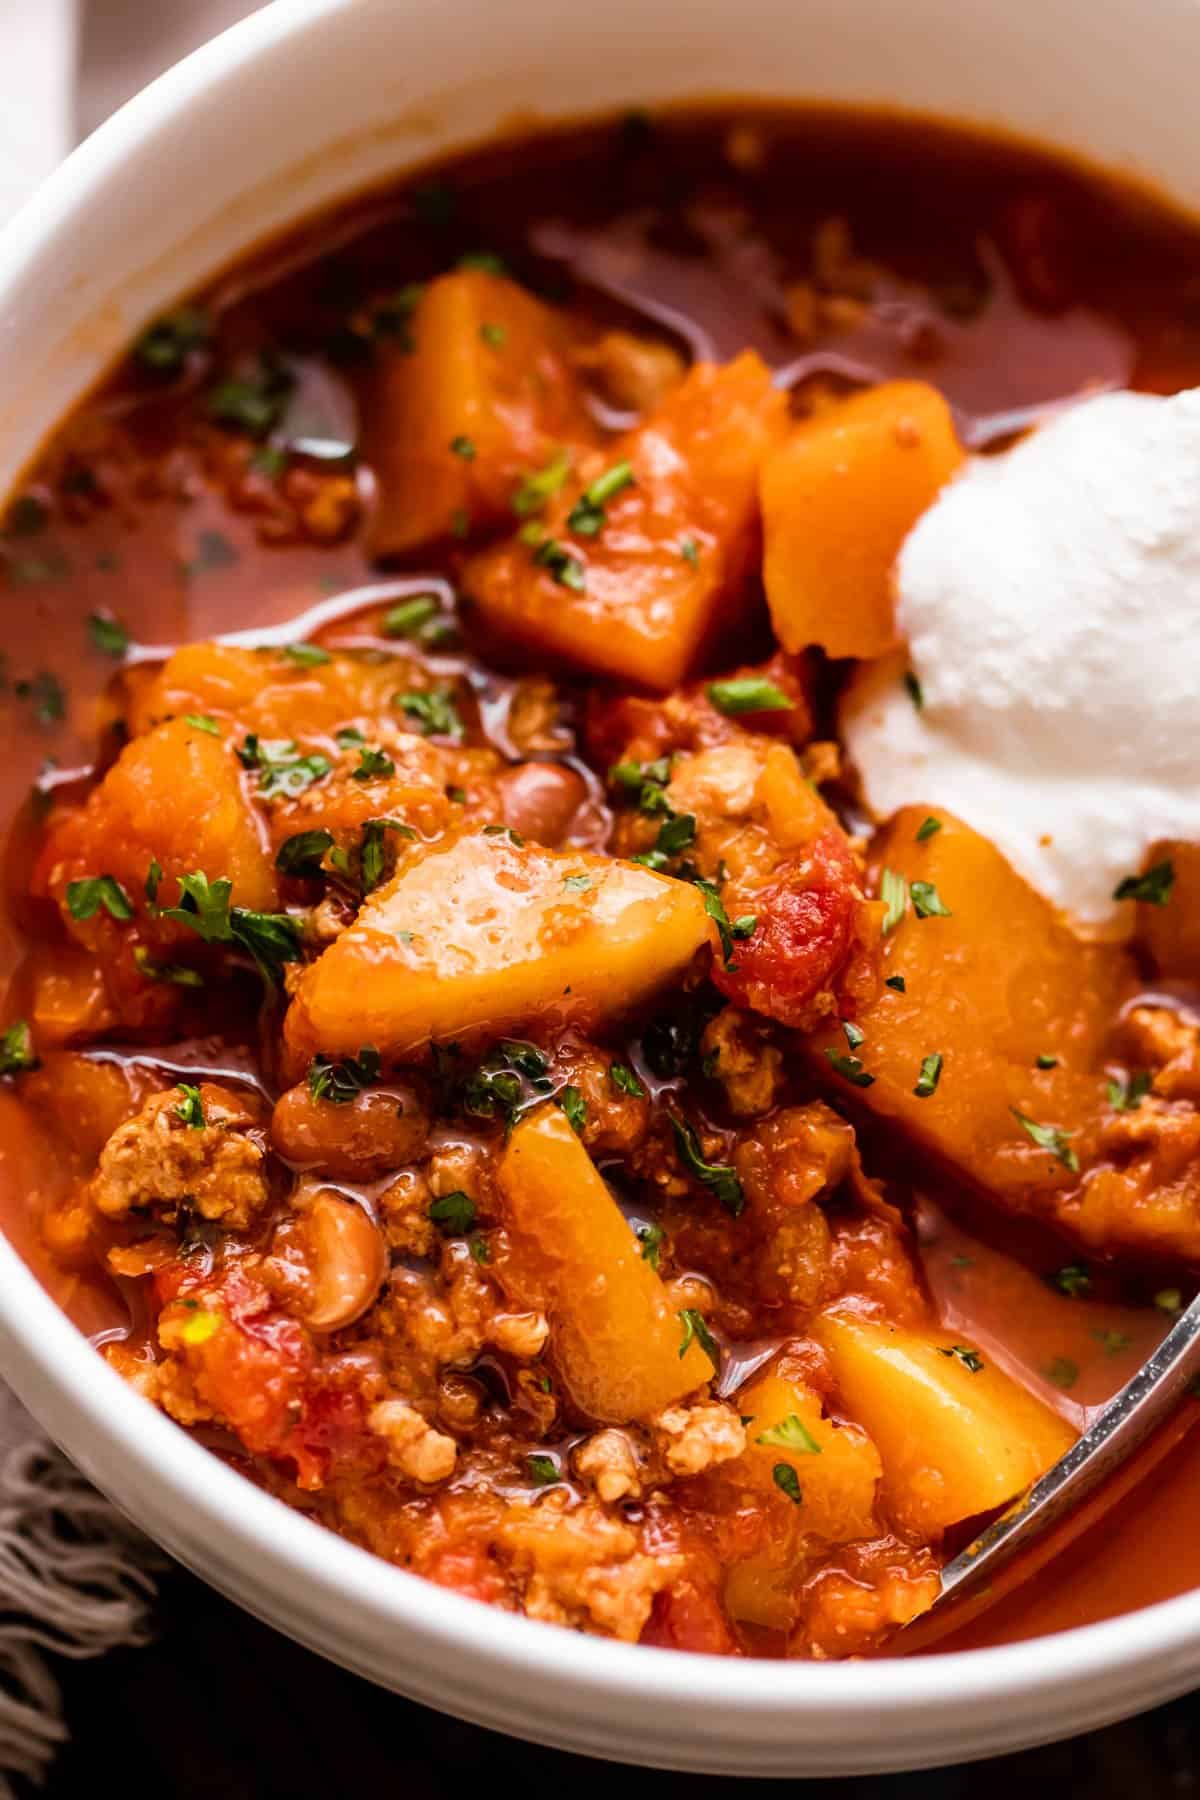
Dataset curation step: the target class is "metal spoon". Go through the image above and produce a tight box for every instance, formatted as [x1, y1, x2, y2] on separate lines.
[933, 1292, 1200, 1608]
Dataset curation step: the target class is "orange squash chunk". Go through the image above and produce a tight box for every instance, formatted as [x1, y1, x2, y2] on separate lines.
[808, 808, 1130, 1211]
[463, 353, 789, 690]
[1136, 840, 1200, 982]
[127, 642, 424, 742]
[284, 828, 711, 1062]
[805, 811, 1200, 1262]
[761, 380, 964, 660]
[38, 716, 278, 937]
[813, 1309, 1074, 1537]
[363, 270, 598, 557]
[723, 1370, 883, 1631]
[497, 1105, 714, 1420]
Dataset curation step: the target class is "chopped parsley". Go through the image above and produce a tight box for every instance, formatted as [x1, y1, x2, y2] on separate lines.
[382, 594, 441, 639]
[670, 1115, 743, 1215]
[352, 746, 396, 782]
[450, 434, 476, 460]
[1050, 1263, 1092, 1299]
[395, 688, 463, 739]
[532, 536, 586, 592]
[562, 874, 593, 892]
[678, 1308, 720, 1368]
[1155, 1288, 1184, 1316]
[361, 818, 414, 893]
[1011, 1108, 1079, 1172]
[824, 1048, 875, 1088]
[913, 1052, 943, 1098]
[609, 756, 673, 817]
[184, 713, 220, 735]
[65, 875, 134, 922]
[903, 670, 924, 709]
[239, 735, 331, 798]
[512, 451, 571, 518]
[0, 1020, 37, 1076]
[462, 1041, 551, 1126]
[308, 1046, 382, 1105]
[480, 322, 507, 349]
[206, 352, 295, 438]
[910, 880, 952, 919]
[885, 974, 906, 992]
[566, 460, 634, 535]
[556, 1084, 587, 1134]
[756, 1414, 821, 1454]
[843, 1021, 865, 1050]
[1107, 1070, 1152, 1112]
[938, 1344, 985, 1373]
[1112, 861, 1175, 906]
[275, 829, 335, 877]
[134, 305, 209, 375]
[1036, 1053, 1059, 1070]
[695, 877, 755, 969]
[880, 868, 908, 935]
[705, 676, 792, 716]
[610, 1063, 646, 1099]
[632, 810, 696, 872]
[1092, 1329, 1132, 1357]
[14, 672, 66, 725]
[637, 1221, 664, 1269]
[175, 1084, 206, 1129]
[772, 1463, 803, 1504]
[282, 643, 330, 667]
[679, 537, 700, 567]
[915, 815, 942, 842]
[162, 870, 302, 983]
[526, 1454, 561, 1487]
[132, 948, 203, 988]
[87, 611, 129, 658]
[1043, 1355, 1079, 1391]
[428, 1191, 477, 1236]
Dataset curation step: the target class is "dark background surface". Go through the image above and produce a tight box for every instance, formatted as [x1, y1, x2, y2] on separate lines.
[36, 1565, 1200, 1797]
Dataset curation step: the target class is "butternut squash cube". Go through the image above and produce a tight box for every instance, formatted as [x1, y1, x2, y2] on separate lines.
[283, 828, 711, 1061]
[723, 1371, 882, 1631]
[813, 1309, 1074, 1537]
[497, 1105, 715, 1420]
[128, 642, 423, 742]
[463, 353, 789, 690]
[762, 380, 964, 660]
[40, 716, 278, 936]
[364, 270, 598, 557]
[808, 808, 1131, 1217]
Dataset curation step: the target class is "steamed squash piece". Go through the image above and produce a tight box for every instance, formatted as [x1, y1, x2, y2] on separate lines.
[283, 828, 711, 1061]
[38, 716, 277, 943]
[813, 1309, 1074, 1537]
[808, 808, 1133, 1217]
[127, 642, 424, 742]
[724, 1372, 883, 1631]
[497, 1105, 714, 1420]
[463, 353, 789, 690]
[363, 270, 599, 557]
[762, 380, 964, 660]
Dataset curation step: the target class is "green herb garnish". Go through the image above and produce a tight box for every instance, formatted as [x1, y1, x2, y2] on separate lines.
[175, 1084, 206, 1129]
[670, 1115, 743, 1215]
[705, 676, 792, 716]
[1113, 861, 1175, 906]
[308, 1046, 382, 1105]
[1012, 1109, 1079, 1172]
[65, 875, 134, 922]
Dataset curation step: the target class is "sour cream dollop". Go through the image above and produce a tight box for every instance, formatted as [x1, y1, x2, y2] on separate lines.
[842, 386, 1200, 924]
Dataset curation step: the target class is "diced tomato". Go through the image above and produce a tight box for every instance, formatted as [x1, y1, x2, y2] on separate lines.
[714, 829, 861, 1026]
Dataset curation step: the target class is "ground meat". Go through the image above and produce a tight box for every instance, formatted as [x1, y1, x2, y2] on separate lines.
[91, 1082, 270, 1230]
[572, 330, 687, 416]
[1122, 1004, 1200, 1104]
[497, 1494, 683, 1641]
[651, 1399, 747, 1477]
[791, 1539, 940, 1659]
[700, 1007, 785, 1118]
[573, 1428, 644, 1502]
[368, 1398, 458, 1484]
[734, 1103, 855, 1213]
[547, 1037, 651, 1156]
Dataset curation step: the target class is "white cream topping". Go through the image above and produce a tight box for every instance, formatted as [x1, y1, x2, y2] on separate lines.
[842, 386, 1200, 924]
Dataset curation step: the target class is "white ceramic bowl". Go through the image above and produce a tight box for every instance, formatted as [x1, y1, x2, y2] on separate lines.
[3, 0, 1200, 1773]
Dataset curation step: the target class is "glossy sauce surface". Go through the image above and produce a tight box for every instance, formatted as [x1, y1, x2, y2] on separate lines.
[6, 104, 1200, 1651]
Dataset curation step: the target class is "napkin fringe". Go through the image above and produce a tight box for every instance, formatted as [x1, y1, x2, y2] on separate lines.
[0, 1439, 162, 1794]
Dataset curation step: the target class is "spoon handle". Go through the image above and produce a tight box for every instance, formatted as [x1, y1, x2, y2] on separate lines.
[935, 1294, 1200, 1606]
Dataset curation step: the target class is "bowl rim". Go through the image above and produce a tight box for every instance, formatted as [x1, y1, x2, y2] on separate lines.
[2, 0, 1200, 1738]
